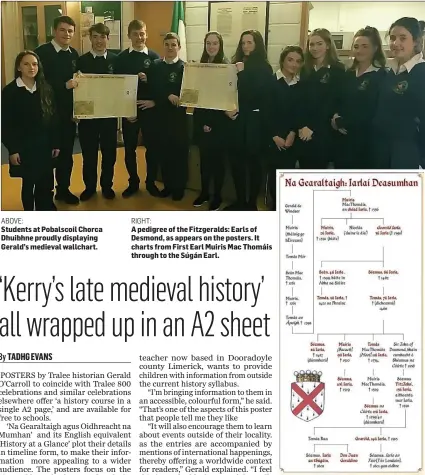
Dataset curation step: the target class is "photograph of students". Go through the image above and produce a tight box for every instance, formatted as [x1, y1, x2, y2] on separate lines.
[268, 46, 304, 211]
[114, 20, 160, 198]
[192, 31, 229, 211]
[297, 28, 346, 169]
[332, 27, 387, 169]
[152, 32, 188, 201]
[225, 30, 274, 211]
[75, 23, 117, 201]
[34, 15, 79, 205]
[1, 51, 59, 211]
[372, 17, 425, 169]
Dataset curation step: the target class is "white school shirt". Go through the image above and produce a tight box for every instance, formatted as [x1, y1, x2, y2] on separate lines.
[276, 69, 299, 85]
[16, 77, 37, 93]
[392, 52, 425, 75]
[356, 64, 380, 77]
[90, 50, 107, 59]
[129, 46, 149, 55]
[51, 39, 71, 53]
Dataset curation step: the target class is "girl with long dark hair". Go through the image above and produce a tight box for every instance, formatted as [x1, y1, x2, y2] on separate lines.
[372, 17, 425, 168]
[224, 30, 274, 211]
[193, 31, 229, 211]
[297, 28, 346, 169]
[1, 51, 59, 211]
[268, 45, 304, 210]
[332, 26, 387, 169]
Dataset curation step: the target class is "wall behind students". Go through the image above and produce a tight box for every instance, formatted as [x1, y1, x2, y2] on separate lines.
[185, 1, 308, 72]
[66, 1, 81, 51]
[134, 1, 174, 54]
[310, 2, 425, 33]
[1, 1, 21, 85]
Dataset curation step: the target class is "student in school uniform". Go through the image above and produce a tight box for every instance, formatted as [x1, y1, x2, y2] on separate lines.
[332, 27, 387, 169]
[34, 15, 79, 205]
[268, 46, 304, 211]
[224, 30, 274, 211]
[192, 31, 230, 211]
[114, 20, 161, 197]
[297, 28, 346, 169]
[1, 51, 59, 211]
[76, 23, 117, 201]
[372, 17, 425, 169]
[151, 32, 188, 201]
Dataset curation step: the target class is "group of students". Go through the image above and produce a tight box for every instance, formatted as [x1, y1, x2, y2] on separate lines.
[1, 14, 424, 212]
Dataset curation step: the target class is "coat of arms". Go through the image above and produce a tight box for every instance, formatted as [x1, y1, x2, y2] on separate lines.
[358, 79, 369, 91]
[291, 370, 325, 422]
[320, 72, 330, 84]
[393, 80, 408, 95]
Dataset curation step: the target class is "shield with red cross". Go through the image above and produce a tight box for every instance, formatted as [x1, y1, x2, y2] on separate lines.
[291, 381, 325, 422]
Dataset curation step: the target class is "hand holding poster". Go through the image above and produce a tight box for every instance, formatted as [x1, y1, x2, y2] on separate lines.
[179, 62, 238, 111]
[73, 73, 138, 119]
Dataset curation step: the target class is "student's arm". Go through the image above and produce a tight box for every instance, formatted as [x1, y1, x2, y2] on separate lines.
[37, 47, 78, 91]
[1, 86, 20, 157]
[415, 67, 425, 164]
[49, 92, 61, 152]
[150, 62, 168, 107]
[296, 75, 316, 141]
[75, 55, 84, 74]
[113, 54, 123, 74]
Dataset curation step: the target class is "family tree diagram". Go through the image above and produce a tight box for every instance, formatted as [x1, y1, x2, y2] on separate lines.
[278, 172, 424, 473]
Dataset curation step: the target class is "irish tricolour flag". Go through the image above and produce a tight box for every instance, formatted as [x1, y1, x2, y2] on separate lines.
[171, 1, 187, 62]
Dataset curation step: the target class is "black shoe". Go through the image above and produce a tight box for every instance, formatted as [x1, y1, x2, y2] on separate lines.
[122, 185, 139, 198]
[172, 190, 184, 201]
[193, 193, 209, 207]
[160, 188, 171, 198]
[80, 189, 96, 201]
[146, 183, 162, 197]
[209, 197, 222, 211]
[102, 188, 115, 200]
[56, 190, 80, 205]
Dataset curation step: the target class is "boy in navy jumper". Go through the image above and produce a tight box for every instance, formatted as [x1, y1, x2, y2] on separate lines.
[76, 23, 117, 201]
[35, 15, 79, 205]
[114, 20, 160, 197]
[152, 33, 188, 201]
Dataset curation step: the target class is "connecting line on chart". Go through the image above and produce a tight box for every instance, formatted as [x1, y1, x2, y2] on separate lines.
[316, 320, 404, 341]
[321, 216, 385, 226]
[313, 410, 407, 434]
[313, 444, 349, 452]
[321, 247, 385, 268]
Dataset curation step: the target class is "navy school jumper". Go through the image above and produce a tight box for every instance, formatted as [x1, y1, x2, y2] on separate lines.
[297, 63, 346, 169]
[333, 66, 387, 169]
[268, 71, 302, 167]
[372, 57, 425, 169]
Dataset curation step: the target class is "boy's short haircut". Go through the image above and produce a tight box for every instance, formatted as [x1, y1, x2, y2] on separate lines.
[89, 23, 110, 37]
[128, 20, 146, 35]
[54, 16, 76, 30]
[164, 32, 180, 46]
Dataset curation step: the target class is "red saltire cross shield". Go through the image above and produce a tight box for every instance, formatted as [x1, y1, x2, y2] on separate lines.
[291, 381, 325, 422]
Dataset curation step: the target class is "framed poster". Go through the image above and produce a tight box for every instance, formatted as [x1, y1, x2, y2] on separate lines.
[208, 2, 269, 61]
